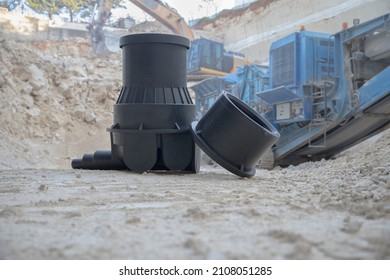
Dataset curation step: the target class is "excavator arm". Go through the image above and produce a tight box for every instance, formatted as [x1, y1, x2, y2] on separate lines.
[88, 0, 194, 54]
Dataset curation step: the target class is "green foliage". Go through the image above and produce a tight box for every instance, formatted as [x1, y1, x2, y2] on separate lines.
[2, 0, 126, 22]
[26, 0, 60, 19]
[24, 0, 94, 21]
[0, 0, 22, 10]
[60, 0, 93, 22]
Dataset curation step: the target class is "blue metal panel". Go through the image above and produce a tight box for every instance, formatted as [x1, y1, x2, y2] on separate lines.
[257, 86, 300, 104]
[340, 13, 390, 43]
[191, 64, 269, 118]
[269, 33, 297, 88]
[262, 30, 336, 124]
[187, 39, 202, 74]
[292, 94, 390, 158]
[238, 65, 270, 104]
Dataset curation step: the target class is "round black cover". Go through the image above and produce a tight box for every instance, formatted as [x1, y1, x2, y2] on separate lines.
[191, 92, 280, 178]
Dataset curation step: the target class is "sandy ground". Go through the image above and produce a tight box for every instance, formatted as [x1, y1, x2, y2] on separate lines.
[1, 130, 389, 259]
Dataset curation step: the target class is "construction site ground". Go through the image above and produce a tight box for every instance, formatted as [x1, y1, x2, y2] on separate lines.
[1, 15, 390, 259]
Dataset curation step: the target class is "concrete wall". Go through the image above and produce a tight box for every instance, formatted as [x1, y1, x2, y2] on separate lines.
[220, 0, 390, 63]
[0, 9, 49, 41]
[0, 10, 127, 42]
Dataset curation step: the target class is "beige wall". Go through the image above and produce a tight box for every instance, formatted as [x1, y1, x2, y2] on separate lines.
[0, 10, 127, 42]
[220, 0, 390, 63]
[0, 10, 49, 40]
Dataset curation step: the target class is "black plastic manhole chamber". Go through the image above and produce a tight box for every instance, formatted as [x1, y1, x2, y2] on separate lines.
[72, 33, 280, 178]
[72, 33, 200, 173]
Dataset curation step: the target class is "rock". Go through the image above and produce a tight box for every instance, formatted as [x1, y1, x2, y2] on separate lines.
[184, 207, 207, 219]
[355, 179, 371, 189]
[127, 185, 138, 190]
[384, 175, 390, 188]
[21, 82, 34, 95]
[0, 75, 5, 87]
[370, 174, 381, 184]
[4, 76, 16, 89]
[38, 184, 48, 191]
[84, 112, 96, 123]
[86, 64, 95, 74]
[72, 104, 85, 119]
[107, 89, 117, 100]
[2, 40, 12, 51]
[27, 64, 49, 90]
[26, 107, 41, 117]
[96, 81, 113, 91]
[340, 221, 362, 234]
[70, 66, 87, 77]
[12, 67, 31, 82]
[371, 167, 383, 175]
[31, 90, 49, 103]
[96, 60, 108, 68]
[330, 179, 344, 188]
[93, 88, 108, 103]
[21, 94, 35, 108]
[0, 69, 9, 86]
[0, 206, 22, 218]
[58, 83, 72, 99]
[79, 90, 88, 102]
[371, 190, 383, 201]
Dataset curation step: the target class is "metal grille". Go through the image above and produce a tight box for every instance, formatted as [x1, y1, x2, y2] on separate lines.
[271, 42, 295, 87]
[318, 39, 335, 81]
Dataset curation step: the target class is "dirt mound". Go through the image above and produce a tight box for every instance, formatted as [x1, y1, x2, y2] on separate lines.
[0, 31, 121, 169]
[128, 20, 172, 34]
[194, 0, 276, 29]
[1, 27, 389, 171]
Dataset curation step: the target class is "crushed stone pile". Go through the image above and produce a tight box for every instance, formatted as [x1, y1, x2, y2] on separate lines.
[0, 31, 122, 169]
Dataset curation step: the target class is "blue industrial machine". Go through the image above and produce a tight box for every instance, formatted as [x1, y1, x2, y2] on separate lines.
[191, 13, 390, 166]
[187, 38, 250, 76]
[258, 29, 335, 124]
[191, 64, 270, 118]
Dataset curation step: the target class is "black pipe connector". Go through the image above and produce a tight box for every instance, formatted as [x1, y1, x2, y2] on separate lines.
[191, 92, 280, 178]
[72, 33, 200, 173]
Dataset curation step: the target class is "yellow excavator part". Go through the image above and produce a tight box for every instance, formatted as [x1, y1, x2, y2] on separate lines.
[129, 0, 195, 40]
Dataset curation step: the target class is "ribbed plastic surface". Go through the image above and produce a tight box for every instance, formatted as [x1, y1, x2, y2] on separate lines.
[119, 33, 192, 105]
[72, 33, 199, 173]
